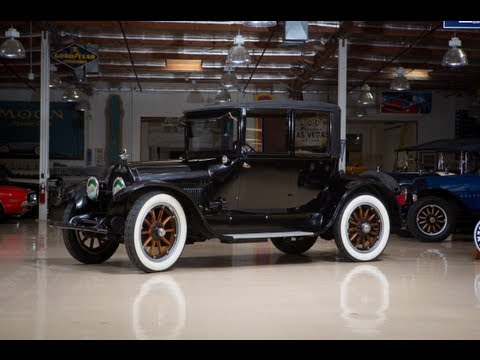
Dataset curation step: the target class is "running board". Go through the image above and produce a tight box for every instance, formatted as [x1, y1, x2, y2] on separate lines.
[220, 231, 315, 244]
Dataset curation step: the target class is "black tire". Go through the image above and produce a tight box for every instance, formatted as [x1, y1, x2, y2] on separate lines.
[406, 196, 455, 242]
[270, 236, 317, 255]
[62, 202, 119, 264]
[360, 171, 400, 193]
[124, 192, 187, 273]
[334, 193, 390, 262]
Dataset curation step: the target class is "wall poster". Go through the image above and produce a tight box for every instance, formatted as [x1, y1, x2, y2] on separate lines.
[381, 91, 432, 114]
[0, 101, 84, 159]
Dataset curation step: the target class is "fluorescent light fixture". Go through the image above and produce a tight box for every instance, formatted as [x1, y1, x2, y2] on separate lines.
[242, 21, 277, 28]
[165, 59, 202, 71]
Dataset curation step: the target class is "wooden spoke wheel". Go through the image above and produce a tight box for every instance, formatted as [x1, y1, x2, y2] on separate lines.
[75, 231, 110, 254]
[334, 194, 390, 262]
[125, 193, 187, 273]
[141, 205, 177, 260]
[415, 204, 447, 236]
[347, 204, 381, 252]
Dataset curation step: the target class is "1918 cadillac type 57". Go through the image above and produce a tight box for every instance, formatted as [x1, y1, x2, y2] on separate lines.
[56, 101, 401, 272]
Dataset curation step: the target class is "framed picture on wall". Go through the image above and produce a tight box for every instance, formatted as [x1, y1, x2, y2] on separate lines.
[381, 91, 432, 114]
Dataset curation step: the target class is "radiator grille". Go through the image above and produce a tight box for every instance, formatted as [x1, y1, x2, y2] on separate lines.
[183, 187, 203, 205]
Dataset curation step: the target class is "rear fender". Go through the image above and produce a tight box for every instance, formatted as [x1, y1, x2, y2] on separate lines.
[322, 177, 402, 233]
[65, 181, 88, 210]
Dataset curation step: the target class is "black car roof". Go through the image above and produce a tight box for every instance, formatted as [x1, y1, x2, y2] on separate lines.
[396, 138, 480, 152]
[183, 100, 340, 116]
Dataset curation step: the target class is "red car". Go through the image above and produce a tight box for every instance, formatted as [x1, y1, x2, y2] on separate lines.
[0, 185, 37, 221]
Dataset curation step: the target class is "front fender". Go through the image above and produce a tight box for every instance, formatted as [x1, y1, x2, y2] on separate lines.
[65, 181, 88, 210]
[112, 180, 224, 242]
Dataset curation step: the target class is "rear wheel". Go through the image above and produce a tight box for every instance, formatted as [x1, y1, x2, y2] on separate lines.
[271, 236, 317, 255]
[334, 194, 390, 262]
[124, 192, 187, 273]
[62, 202, 119, 264]
[407, 196, 455, 242]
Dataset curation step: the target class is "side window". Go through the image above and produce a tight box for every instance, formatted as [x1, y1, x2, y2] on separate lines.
[294, 111, 329, 154]
[245, 109, 289, 154]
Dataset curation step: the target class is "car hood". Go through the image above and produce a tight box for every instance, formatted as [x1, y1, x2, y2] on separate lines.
[128, 158, 217, 182]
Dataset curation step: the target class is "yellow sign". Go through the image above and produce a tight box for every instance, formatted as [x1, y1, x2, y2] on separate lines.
[51, 43, 98, 69]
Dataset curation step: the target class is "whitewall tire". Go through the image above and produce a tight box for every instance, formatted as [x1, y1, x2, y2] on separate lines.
[334, 194, 390, 262]
[124, 192, 187, 273]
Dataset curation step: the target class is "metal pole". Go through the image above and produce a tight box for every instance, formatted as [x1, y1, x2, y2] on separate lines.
[338, 38, 347, 172]
[39, 31, 50, 221]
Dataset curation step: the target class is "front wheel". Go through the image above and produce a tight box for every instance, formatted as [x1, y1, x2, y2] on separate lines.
[406, 196, 455, 242]
[124, 192, 187, 273]
[271, 236, 317, 255]
[334, 194, 390, 262]
[62, 202, 119, 264]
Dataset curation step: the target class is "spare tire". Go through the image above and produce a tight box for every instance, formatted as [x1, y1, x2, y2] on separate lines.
[360, 170, 400, 194]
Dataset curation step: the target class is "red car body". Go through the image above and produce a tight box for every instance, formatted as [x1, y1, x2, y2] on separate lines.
[0, 185, 37, 221]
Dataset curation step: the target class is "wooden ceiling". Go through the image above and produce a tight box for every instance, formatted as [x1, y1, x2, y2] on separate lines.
[0, 20, 479, 96]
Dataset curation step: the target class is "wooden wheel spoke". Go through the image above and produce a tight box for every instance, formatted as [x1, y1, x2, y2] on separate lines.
[349, 219, 358, 225]
[162, 215, 172, 226]
[348, 227, 357, 233]
[353, 211, 360, 221]
[161, 236, 171, 246]
[370, 222, 380, 226]
[356, 234, 361, 247]
[141, 230, 150, 235]
[149, 209, 156, 224]
[143, 236, 153, 247]
[157, 207, 164, 224]
[361, 236, 366, 249]
[165, 228, 175, 233]
[368, 213, 376, 222]
[364, 208, 370, 219]
[157, 240, 164, 255]
[149, 240, 156, 255]
[143, 218, 152, 227]
[350, 232, 359, 242]
[359, 206, 364, 219]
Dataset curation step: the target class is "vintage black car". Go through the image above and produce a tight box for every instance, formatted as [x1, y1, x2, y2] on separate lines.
[55, 101, 401, 272]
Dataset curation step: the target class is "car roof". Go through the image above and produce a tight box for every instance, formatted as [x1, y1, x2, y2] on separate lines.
[184, 100, 340, 116]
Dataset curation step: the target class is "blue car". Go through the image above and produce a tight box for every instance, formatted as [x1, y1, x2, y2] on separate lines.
[407, 173, 480, 242]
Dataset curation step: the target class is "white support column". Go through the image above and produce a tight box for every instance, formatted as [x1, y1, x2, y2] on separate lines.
[38, 31, 50, 221]
[337, 38, 347, 172]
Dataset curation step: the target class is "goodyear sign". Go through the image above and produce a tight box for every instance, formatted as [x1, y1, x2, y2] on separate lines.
[51, 43, 98, 69]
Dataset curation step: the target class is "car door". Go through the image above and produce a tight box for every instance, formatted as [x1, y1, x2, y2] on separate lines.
[236, 108, 295, 210]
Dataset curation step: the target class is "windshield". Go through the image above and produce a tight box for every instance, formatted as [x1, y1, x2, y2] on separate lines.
[186, 111, 239, 157]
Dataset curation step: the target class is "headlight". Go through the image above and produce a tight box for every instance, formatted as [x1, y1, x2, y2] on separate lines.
[112, 177, 126, 196]
[412, 194, 418, 202]
[28, 192, 37, 204]
[86, 177, 99, 200]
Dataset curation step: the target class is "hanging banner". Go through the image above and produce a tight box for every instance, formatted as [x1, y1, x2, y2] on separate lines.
[444, 21, 480, 29]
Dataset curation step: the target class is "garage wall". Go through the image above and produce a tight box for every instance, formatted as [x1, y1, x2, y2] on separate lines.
[0, 87, 473, 167]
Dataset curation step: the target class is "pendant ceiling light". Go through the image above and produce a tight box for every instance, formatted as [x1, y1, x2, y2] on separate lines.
[242, 21, 277, 28]
[62, 87, 81, 102]
[442, 36, 468, 67]
[226, 34, 250, 65]
[357, 84, 375, 106]
[76, 100, 91, 111]
[214, 88, 231, 104]
[221, 65, 238, 88]
[390, 67, 410, 91]
[0, 27, 26, 59]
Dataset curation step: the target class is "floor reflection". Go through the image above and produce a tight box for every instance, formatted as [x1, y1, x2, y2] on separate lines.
[132, 275, 186, 340]
[340, 264, 390, 336]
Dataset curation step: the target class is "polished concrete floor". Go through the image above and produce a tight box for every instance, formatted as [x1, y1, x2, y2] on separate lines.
[1, 217, 480, 340]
